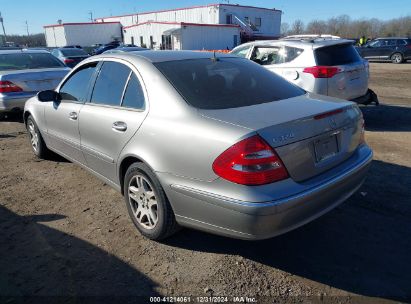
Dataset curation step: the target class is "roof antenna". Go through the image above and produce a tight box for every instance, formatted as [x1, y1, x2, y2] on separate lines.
[211, 50, 219, 62]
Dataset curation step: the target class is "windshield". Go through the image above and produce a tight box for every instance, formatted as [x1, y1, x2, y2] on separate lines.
[60, 49, 88, 56]
[0, 52, 65, 71]
[154, 57, 305, 110]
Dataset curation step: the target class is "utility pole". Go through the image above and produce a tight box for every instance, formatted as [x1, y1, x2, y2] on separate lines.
[88, 11, 93, 22]
[0, 12, 7, 46]
[25, 20, 30, 36]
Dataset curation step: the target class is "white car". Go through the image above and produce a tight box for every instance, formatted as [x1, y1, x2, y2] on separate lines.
[231, 38, 378, 104]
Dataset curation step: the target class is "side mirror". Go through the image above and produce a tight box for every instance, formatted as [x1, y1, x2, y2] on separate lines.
[37, 90, 60, 102]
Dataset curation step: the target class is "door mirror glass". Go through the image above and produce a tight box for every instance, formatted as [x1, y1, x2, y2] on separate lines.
[37, 90, 60, 102]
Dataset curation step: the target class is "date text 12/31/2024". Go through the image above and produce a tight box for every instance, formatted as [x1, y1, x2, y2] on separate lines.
[149, 296, 257, 303]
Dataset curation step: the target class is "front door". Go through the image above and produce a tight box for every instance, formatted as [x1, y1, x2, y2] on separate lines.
[44, 62, 97, 164]
[79, 60, 148, 183]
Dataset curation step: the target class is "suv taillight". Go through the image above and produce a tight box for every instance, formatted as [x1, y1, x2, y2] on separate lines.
[64, 59, 75, 63]
[303, 66, 340, 78]
[0, 81, 23, 93]
[212, 135, 289, 185]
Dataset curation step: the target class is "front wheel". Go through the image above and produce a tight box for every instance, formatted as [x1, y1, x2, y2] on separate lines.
[124, 162, 179, 240]
[391, 53, 404, 64]
[26, 115, 50, 159]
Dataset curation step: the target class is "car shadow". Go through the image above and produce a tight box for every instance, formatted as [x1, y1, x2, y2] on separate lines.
[165, 160, 411, 301]
[0, 205, 160, 301]
[0, 111, 24, 123]
[361, 103, 411, 132]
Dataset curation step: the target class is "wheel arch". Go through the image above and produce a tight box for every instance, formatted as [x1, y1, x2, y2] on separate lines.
[118, 155, 156, 195]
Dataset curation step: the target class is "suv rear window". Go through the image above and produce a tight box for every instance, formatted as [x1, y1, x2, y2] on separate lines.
[60, 49, 88, 56]
[315, 43, 362, 66]
[154, 57, 305, 110]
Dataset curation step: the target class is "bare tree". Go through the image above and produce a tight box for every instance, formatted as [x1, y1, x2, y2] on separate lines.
[280, 22, 290, 36]
[290, 19, 305, 35]
[306, 20, 327, 34]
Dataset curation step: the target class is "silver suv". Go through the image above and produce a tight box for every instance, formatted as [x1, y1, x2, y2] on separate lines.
[231, 38, 378, 104]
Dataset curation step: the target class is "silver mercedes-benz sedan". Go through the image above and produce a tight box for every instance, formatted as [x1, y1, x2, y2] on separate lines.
[0, 50, 70, 113]
[24, 51, 372, 240]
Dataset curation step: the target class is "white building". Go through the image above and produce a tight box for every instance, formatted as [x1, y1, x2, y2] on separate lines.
[44, 4, 282, 49]
[123, 22, 240, 50]
[96, 4, 282, 49]
[44, 22, 122, 47]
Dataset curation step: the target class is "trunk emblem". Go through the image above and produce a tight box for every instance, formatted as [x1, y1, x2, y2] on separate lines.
[329, 117, 338, 129]
[273, 132, 295, 144]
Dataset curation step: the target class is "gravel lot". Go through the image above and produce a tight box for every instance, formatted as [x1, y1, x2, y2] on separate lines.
[1, 63, 410, 303]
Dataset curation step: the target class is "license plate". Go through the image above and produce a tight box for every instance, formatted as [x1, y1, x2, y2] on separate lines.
[314, 134, 339, 162]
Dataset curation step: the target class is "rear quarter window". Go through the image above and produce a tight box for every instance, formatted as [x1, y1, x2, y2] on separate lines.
[315, 44, 362, 66]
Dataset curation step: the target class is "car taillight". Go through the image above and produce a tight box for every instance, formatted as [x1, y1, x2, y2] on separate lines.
[0, 81, 23, 93]
[303, 66, 340, 78]
[212, 135, 289, 186]
[64, 59, 75, 63]
[406, 45, 411, 49]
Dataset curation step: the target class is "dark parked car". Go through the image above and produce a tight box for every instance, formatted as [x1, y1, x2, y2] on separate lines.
[103, 46, 149, 54]
[357, 37, 411, 63]
[51, 48, 90, 68]
[92, 41, 120, 55]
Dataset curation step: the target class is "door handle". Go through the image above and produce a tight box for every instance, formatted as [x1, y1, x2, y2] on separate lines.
[69, 112, 78, 120]
[112, 121, 127, 132]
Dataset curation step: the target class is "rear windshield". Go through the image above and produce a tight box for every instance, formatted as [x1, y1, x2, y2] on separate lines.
[0, 53, 65, 71]
[315, 43, 362, 66]
[154, 57, 305, 110]
[60, 49, 88, 56]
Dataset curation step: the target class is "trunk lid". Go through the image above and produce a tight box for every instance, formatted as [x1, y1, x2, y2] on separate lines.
[0, 68, 70, 92]
[200, 93, 363, 181]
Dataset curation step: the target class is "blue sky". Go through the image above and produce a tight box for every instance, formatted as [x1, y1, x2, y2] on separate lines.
[1, 0, 410, 35]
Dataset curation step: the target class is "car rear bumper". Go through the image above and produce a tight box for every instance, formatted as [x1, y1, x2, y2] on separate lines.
[0, 92, 35, 112]
[351, 89, 379, 105]
[164, 144, 373, 240]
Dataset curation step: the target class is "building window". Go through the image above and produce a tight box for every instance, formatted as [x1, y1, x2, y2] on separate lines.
[131, 36, 135, 45]
[161, 35, 172, 50]
[255, 17, 262, 27]
[140, 36, 145, 47]
[226, 14, 233, 24]
[150, 36, 154, 49]
[233, 35, 238, 48]
[244, 16, 249, 24]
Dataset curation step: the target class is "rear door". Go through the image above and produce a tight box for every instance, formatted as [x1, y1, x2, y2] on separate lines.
[315, 43, 368, 100]
[44, 62, 98, 163]
[378, 39, 397, 59]
[78, 59, 148, 183]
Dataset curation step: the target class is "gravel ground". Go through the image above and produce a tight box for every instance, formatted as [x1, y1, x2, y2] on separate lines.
[0, 63, 410, 303]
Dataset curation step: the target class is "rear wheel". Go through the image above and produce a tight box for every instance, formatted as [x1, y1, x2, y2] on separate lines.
[391, 53, 403, 64]
[26, 115, 49, 159]
[124, 162, 179, 240]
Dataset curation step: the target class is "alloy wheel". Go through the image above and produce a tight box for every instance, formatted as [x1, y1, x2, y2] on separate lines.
[128, 174, 159, 230]
[27, 120, 39, 152]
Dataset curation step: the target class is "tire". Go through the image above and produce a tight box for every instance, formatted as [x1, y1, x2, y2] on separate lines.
[391, 53, 404, 64]
[124, 162, 179, 240]
[26, 115, 50, 159]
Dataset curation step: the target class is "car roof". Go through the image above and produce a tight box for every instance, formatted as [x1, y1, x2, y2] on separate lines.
[375, 37, 410, 39]
[96, 50, 238, 63]
[0, 49, 51, 55]
[235, 38, 355, 50]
